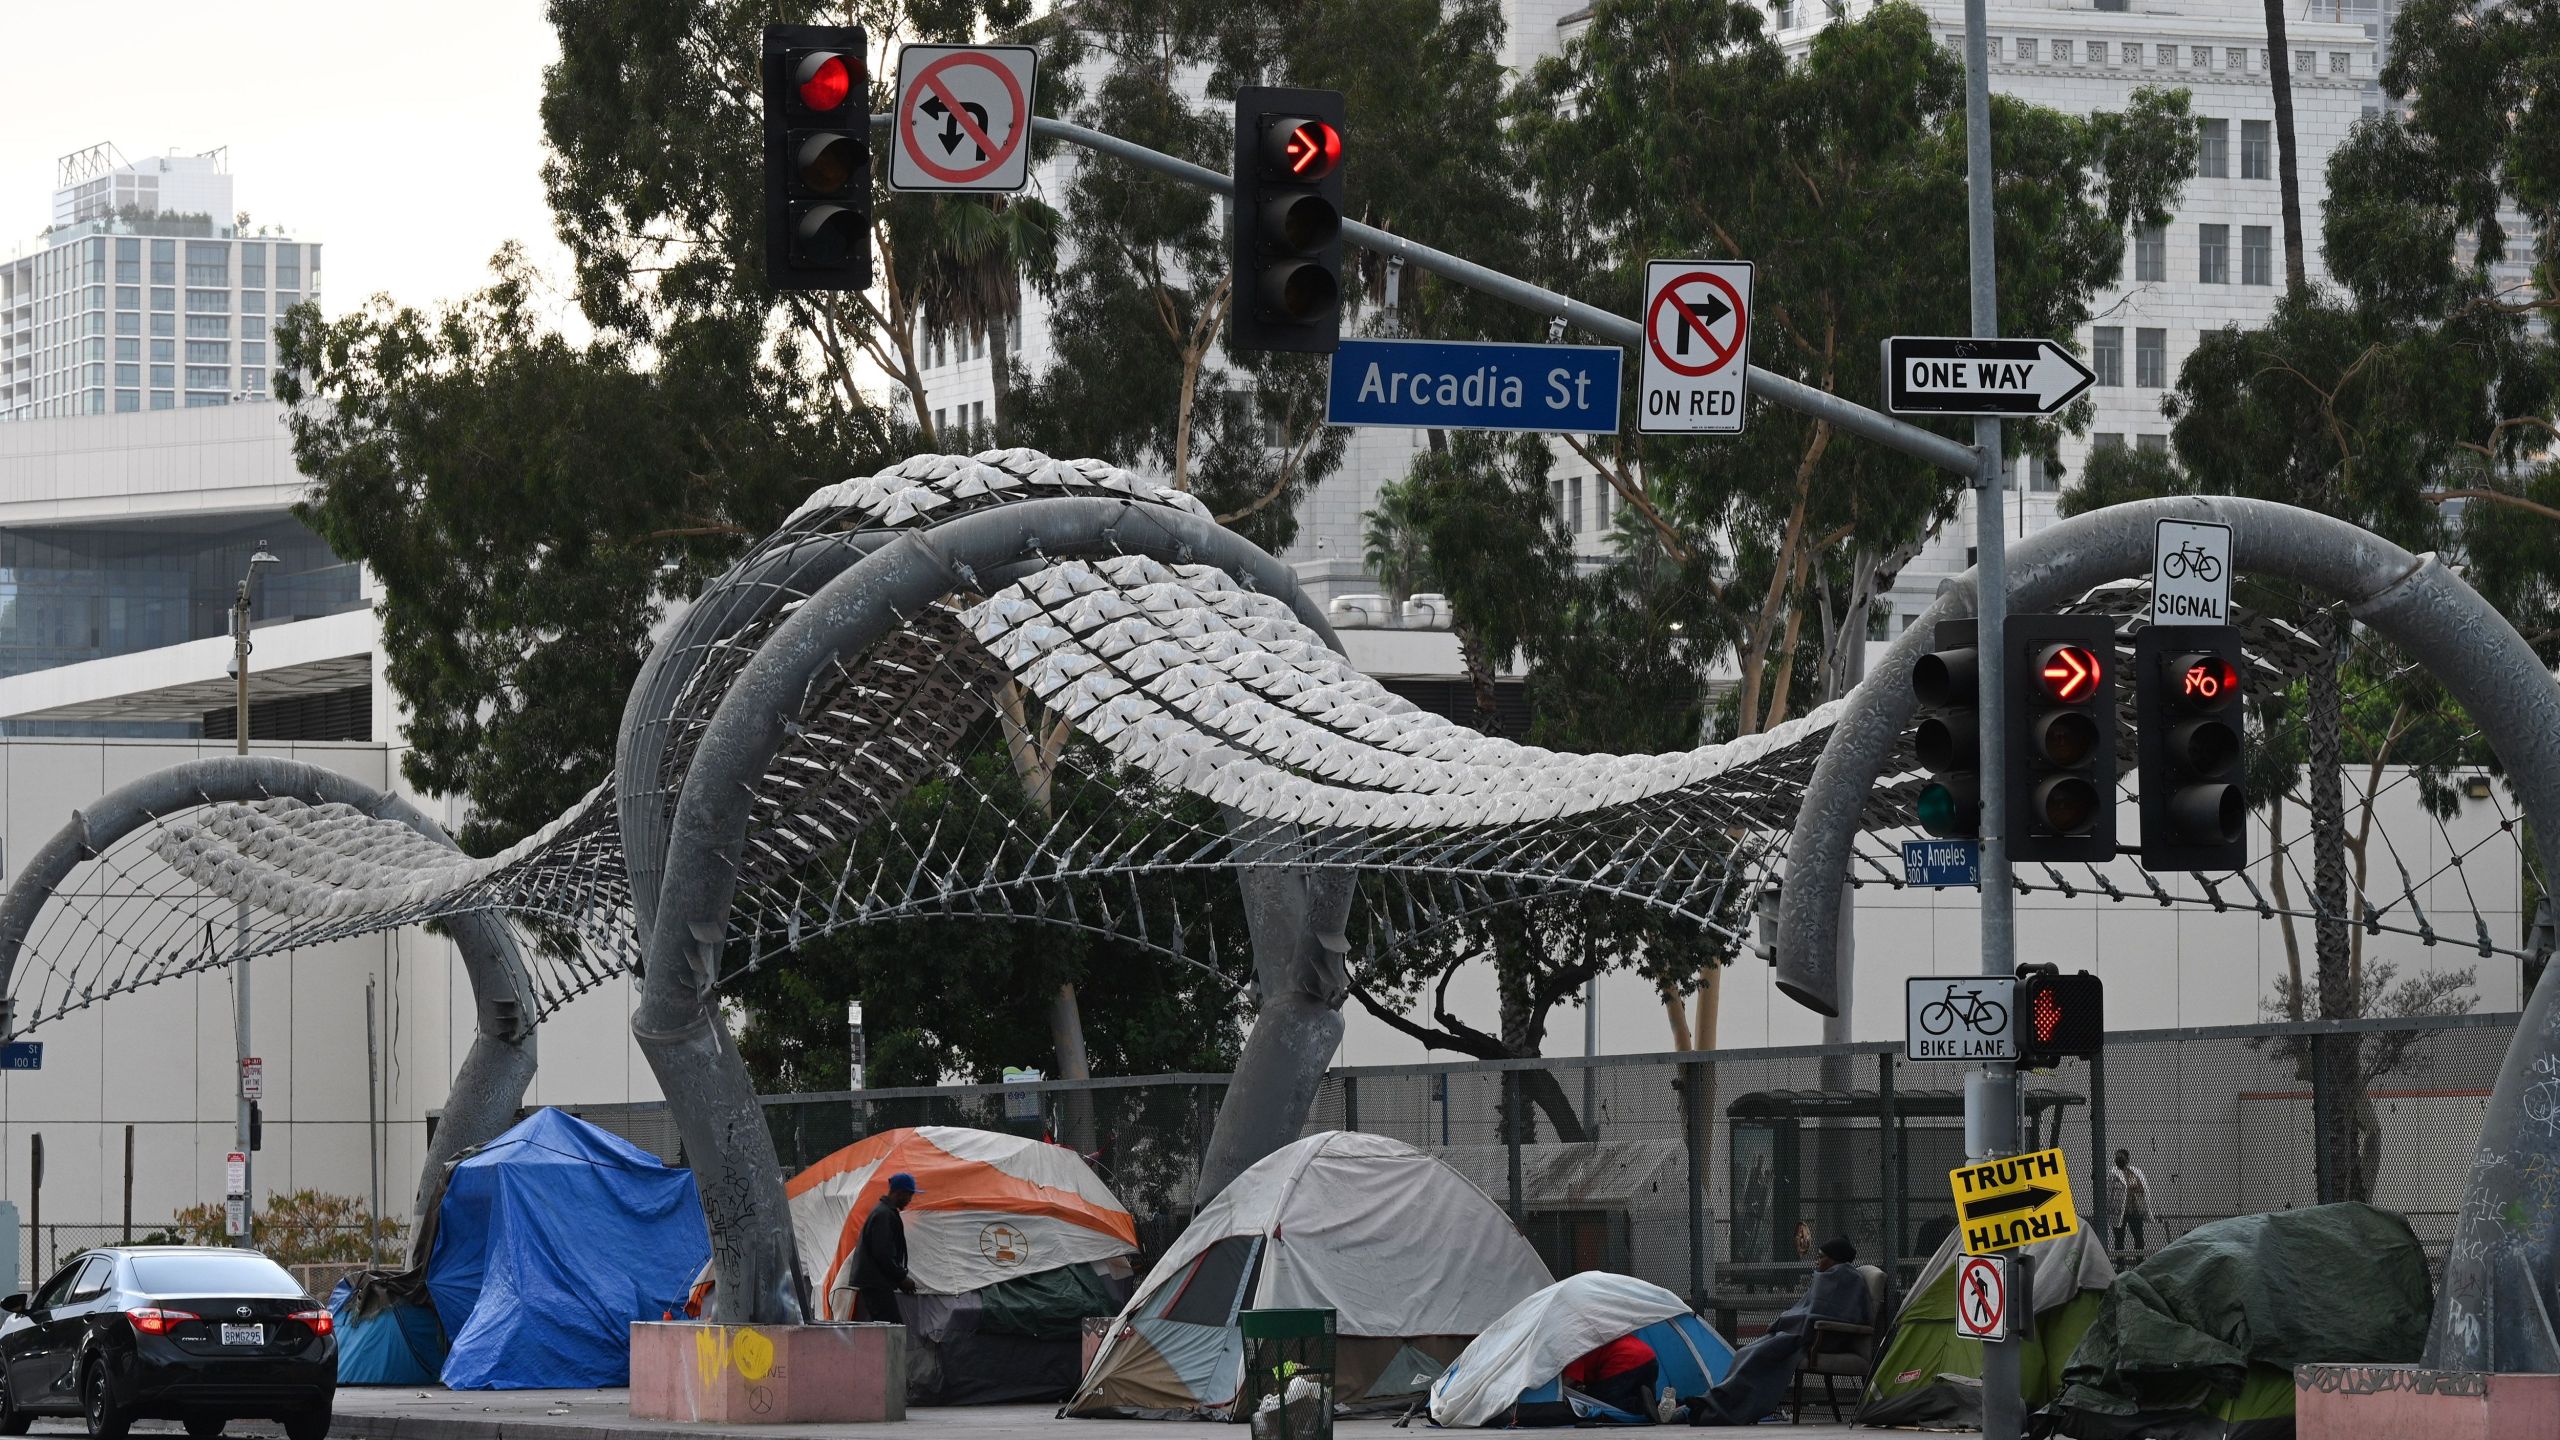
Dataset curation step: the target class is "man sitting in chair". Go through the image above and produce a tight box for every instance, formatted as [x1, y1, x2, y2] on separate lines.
[1680, 1237, 1874, 1425]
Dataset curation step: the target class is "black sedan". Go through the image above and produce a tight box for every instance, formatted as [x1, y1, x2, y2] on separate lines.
[0, 1247, 334, 1439]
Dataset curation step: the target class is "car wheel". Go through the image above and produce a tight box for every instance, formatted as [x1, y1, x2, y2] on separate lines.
[183, 1419, 225, 1438]
[0, 1375, 32, 1436]
[283, 1406, 331, 1440]
[81, 1361, 130, 1440]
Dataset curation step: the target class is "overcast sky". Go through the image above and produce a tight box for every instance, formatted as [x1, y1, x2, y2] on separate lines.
[1, 1, 579, 322]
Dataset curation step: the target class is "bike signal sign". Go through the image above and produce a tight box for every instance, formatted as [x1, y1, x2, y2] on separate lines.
[1638, 259, 1752, 435]
[889, 44, 1038, 192]
[1906, 976, 2017, 1063]
[1955, 1255, 2010, 1341]
[2152, 519, 2232, 625]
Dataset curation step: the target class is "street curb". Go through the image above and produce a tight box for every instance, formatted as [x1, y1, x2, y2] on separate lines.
[335, 1415, 854, 1440]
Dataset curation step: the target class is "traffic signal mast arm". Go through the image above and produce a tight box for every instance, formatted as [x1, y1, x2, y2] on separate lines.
[860, 110, 1983, 479]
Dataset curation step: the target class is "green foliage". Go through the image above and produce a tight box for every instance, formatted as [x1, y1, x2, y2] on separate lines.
[168, 1191, 407, 1267]
[2057, 442, 2195, 518]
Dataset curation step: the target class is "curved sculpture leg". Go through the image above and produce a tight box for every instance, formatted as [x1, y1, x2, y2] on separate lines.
[0, 756, 542, 1238]
[1771, 496, 2560, 1371]
[637, 497, 1337, 1324]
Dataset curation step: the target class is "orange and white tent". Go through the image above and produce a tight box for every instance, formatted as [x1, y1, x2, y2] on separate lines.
[778, 1126, 1137, 1317]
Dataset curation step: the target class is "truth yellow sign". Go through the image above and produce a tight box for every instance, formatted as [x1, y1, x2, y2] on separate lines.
[1948, 1146, 2080, 1254]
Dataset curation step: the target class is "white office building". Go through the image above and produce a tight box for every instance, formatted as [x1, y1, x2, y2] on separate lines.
[4, 144, 319, 422]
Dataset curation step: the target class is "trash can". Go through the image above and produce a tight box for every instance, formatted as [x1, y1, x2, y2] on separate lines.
[1240, 1307, 1336, 1439]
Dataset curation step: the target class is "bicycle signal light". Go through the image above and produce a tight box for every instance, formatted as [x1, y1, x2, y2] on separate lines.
[2137, 624, 2249, 871]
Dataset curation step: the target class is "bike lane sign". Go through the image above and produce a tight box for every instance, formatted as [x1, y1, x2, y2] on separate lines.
[2152, 518, 2232, 624]
[1906, 976, 2017, 1062]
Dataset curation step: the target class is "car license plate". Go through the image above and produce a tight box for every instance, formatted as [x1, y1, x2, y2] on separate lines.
[220, 1323, 264, 1346]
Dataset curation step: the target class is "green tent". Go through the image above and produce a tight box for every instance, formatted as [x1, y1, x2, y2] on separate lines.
[1857, 1224, 2113, 1428]
[2042, 1202, 2431, 1440]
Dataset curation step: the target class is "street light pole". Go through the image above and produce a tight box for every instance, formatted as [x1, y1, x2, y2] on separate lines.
[230, 544, 279, 1244]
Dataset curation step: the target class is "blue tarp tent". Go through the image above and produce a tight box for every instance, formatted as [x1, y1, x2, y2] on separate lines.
[327, 1276, 445, 1386]
[427, 1108, 711, 1389]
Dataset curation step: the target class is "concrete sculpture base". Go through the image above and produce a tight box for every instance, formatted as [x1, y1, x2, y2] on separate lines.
[2295, 1363, 2560, 1439]
[630, 1321, 906, 1424]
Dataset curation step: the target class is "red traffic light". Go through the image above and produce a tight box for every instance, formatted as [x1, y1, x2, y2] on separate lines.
[2174, 653, 2241, 709]
[795, 52, 854, 113]
[2036, 644, 2102, 703]
[1264, 118, 1342, 179]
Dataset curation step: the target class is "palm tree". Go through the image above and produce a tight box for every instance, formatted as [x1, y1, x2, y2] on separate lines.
[896, 193, 1062, 436]
[1362, 478, 1436, 618]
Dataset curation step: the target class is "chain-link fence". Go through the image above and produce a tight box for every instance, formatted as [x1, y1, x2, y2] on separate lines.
[13, 1224, 384, 1299]
[472, 1013, 2518, 1329]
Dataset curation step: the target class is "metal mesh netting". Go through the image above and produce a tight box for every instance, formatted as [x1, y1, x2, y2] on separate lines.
[1, 450, 2542, 1042]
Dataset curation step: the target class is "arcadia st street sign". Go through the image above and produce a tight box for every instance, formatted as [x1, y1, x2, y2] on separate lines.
[1881, 336, 2096, 417]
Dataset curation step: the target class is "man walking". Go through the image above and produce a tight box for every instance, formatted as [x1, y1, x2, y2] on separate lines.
[852, 1171, 923, 1323]
[2107, 1149, 2152, 1253]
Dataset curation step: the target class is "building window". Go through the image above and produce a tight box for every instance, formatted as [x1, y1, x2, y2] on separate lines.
[185, 341, 229, 364]
[114, 390, 139, 413]
[241, 368, 265, 392]
[185, 242, 228, 286]
[2227, 47, 2247, 69]
[2191, 45, 2211, 67]
[241, 244, 265, 288]
[149, 391, 174, 410]
[1773, 0, 1796, 26]
[114, 363, 139, 386]
[2017, 37, 2038, 61]
[242, 316, 267, 339]
[1988, 36, 2003, 59]
[2241, 119, 2271, 178]
[84, 284, 105, 311]
[2199, 224, 2231, 283]
[185, 315, 230, 338]
[150, 287, 174, 312]
[185, 393, 228, 408]
[150, 338, 174, 362]
[2055, 38, 2073, 62]
[2093, 326, 2123, 386]
[2295, 48, 2315, 72]
[1568, 476, 1586, 532]
[242, 291, 265, 314]
[150, 365, 175, 388]
[150, 314, 174, 339]
[242, 341, 266, 365]
[2135, 223, 2166, 282]
[2094, 432, 2125, 450]
[185, 290, 228, 314]
[2242, 225, 2273, 284]
[114, 285, 138, 310]
[2199, 119, 2229, 178]
[274, 246, 300, 289]
[114, 312, 139, 337]
[2088, 40, 2108, 62]
[2136, 328, 2167, 388]
[2136, 433, 2168, 454]
[2158, 43, 2176, 66]
[150, 240, 175, 285]
[114, 337, 138, 361]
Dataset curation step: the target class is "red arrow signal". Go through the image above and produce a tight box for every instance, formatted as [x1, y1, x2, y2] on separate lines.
[2038, 644, 2100, 702]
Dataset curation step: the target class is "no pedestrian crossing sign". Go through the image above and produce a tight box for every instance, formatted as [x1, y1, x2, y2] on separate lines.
[1955, 1254, 2010, 1340]
[889, 45, 1038, 193]
[1949, 1146, 2081, 1255]
[2152, 519, 2233, 624]
[1638, 260, 1752, 434]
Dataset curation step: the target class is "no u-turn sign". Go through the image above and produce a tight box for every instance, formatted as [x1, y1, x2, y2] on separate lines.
[1638, 259, 1753, 435]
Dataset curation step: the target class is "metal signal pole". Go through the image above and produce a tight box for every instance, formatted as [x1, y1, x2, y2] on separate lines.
[1960, 1, 2025, 1435]
[230, 544, 278, 1243]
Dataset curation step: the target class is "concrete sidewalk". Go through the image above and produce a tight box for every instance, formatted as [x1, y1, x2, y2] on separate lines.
[281, 1390, 1868, 1440]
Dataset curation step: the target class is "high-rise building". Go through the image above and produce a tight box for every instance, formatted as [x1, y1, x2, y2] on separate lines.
[2, 143, 321, 422]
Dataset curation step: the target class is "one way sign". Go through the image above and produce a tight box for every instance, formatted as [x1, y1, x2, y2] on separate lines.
[1881, 336, 2097, 417]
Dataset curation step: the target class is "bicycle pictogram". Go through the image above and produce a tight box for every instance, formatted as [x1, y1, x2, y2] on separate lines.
[1920, 982, 2010, 1037]
[2160, 539, 2222, 582]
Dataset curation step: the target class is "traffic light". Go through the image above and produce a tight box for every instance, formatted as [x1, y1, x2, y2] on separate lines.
[1909, 620, 1981, 839]
[763, 24, 871, 291]
[2016, 966, 2103, 1070]
[2007, 615, 2119, 864]
[2136, 624, 2249, 871]
[1231, 87, 1346, 354]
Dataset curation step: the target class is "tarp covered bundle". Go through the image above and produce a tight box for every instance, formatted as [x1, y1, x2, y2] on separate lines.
[427, 1108, 711, 1389]
[2043, 1202, 2431, 1439]
[1065, 1131, 1554, 1419]
[327, 1271, 446, 1386]
[1857, 1222, 2112, 1429]
[1429, 1271, 1736, 1427]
